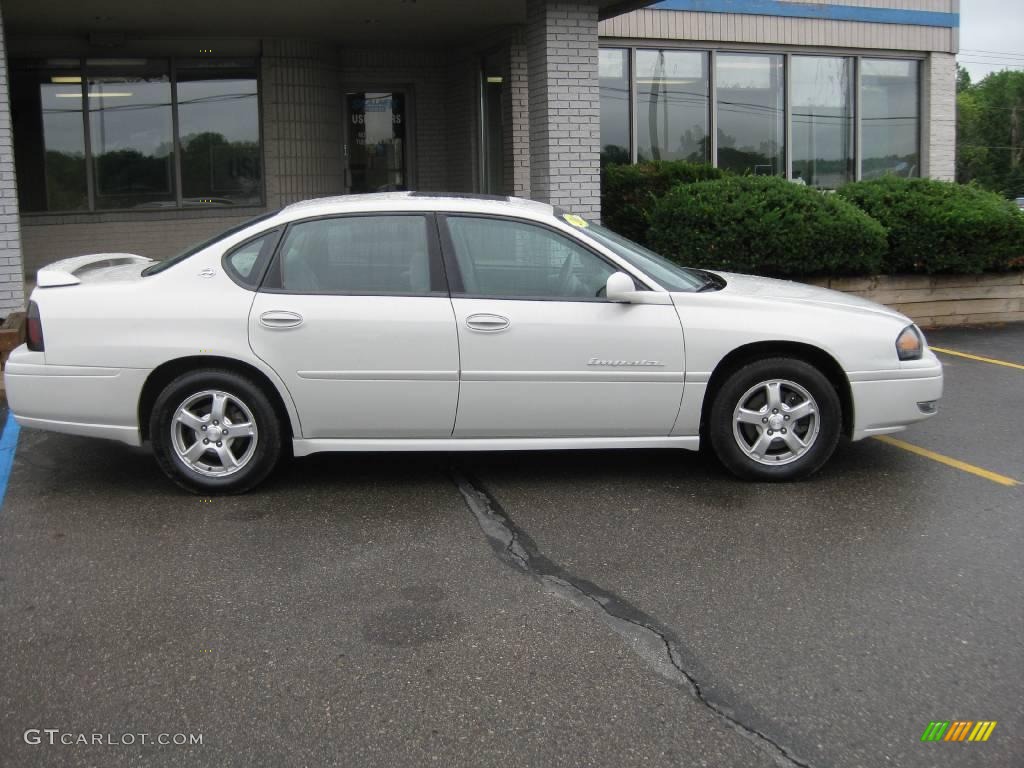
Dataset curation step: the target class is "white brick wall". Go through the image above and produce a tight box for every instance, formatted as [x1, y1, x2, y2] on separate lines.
[526, 1, 602, 219]
[0, 7, 24, 312]
[923, 51, 956, 181]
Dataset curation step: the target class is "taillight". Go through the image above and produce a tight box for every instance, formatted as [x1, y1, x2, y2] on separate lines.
[26, 300, 44, 351]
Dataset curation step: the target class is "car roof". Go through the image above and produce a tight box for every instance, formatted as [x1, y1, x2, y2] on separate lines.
[280, 191, 557, 220]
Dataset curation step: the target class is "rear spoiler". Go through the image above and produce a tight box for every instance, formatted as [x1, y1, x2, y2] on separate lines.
[36, 253, 154, 288]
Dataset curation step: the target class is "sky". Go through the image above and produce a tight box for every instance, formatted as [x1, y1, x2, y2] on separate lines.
[958, 0, 1024, 82]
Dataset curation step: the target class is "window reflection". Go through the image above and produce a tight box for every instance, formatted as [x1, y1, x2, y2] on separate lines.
[791, 56, 854, 188]
[11, 62, 89, 211]
[861, 59, 920, 179]
[11, 58, 261, 212]
[88, 61, 175, 209]
[599, 49, 630, 166]
[636, 50, 708, 163]
[177, 61, 261, 206]
[716, 53, 785, 176]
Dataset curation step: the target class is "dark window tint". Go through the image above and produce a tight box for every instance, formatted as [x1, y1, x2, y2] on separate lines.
[11, 60, 89, 212]
[446, 217, 616, 300]
[274, 215, 432, 294]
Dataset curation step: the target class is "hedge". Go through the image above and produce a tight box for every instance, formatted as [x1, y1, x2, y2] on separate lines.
[835, 176, 1024, 274]
[646, 176, 888, 277]
[601, 161, 725, 245]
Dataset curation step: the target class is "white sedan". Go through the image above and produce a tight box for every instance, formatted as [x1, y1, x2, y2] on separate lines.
[5, 193, 942, 493]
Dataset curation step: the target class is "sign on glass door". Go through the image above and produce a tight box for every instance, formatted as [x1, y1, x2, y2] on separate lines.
[346, 92, 407, 193]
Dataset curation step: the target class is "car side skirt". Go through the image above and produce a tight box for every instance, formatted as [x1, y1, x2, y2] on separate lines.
[292, 435, 700, 457]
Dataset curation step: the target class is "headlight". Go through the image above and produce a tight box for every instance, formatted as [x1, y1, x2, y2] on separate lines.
[896, 324, 923, 361]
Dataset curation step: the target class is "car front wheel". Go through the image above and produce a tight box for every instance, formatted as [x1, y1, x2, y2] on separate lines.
[708, 357, 841, 481]
[150, 369, 283, 494]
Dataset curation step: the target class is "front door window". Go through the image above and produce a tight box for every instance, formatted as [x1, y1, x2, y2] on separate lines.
[346, 92, 407, 193]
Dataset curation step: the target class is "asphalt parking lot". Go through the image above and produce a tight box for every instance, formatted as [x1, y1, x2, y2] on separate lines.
[1, 323, 1021, 768]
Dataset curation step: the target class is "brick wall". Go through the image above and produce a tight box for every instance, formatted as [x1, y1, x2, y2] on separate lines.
[20, 212, 257, 273]
[922, 51, 956, 181]
[0, 8, 24, 312]
[526, 1, 601, 219]
[262, 40, 345, 208]
[504, 33, 531, 198]
[338, 47, 452, 192]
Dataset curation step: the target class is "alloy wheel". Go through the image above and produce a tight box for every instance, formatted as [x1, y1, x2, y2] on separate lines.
[170, 390, 259, 477]
[731, 378, 820, 466]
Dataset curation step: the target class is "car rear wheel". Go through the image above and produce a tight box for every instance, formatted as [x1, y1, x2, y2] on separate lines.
[150, 369, 283, 494]
[709, 357, 841, 481]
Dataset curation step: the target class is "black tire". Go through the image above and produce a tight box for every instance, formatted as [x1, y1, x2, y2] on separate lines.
[150, 368, 284, 494]
[708, 357, 841, 481]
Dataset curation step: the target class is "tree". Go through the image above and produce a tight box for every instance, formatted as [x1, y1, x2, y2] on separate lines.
[957, 69, 1024, 197]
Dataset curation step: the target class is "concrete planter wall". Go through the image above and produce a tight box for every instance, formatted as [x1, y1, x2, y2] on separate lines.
[804, 272, 1024, 328]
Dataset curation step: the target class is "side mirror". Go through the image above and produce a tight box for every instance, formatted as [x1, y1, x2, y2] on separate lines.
[605, 271, 636, 303]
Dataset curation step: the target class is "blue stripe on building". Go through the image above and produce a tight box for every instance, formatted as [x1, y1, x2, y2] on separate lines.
[652, 1, 959, 28]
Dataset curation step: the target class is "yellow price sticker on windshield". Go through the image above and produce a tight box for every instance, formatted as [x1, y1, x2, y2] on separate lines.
[563, 214, 589, 228]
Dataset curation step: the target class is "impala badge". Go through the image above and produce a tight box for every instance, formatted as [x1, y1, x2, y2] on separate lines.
[198, 267, 217, 278]
[587, 358, 664, 367]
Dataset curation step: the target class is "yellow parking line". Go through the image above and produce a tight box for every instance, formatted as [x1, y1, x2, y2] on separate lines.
[873, 435, 1019, 487]
[930, 346, 1024, 371]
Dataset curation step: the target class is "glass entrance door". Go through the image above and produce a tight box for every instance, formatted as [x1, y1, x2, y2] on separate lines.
[345, 91, 407, 193]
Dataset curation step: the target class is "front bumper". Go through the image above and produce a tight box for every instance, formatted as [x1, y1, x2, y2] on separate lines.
[848, 355, 944, 440]
[4, 346, 146, 446]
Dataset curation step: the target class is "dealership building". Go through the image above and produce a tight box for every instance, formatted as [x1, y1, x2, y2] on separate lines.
[0, 0, 958, 314]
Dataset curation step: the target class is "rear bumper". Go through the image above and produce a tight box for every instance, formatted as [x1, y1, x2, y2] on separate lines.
[848, 357, 944, 441]
[4, 346, 146, 447]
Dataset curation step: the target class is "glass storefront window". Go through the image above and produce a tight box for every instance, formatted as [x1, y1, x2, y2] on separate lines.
[599, 48, 630, 166]
[11, 58, 261, 212]
[11, 61, 89, 212]
[861, 59, 920, 180]
[636, 49, 709, 163]
[716, 53, 785, 176]
[88, 61, 175, 210]
[791, 56, 854, 188]
[177, 61, 261, 206]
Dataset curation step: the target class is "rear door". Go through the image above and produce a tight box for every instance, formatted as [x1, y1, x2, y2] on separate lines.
[248, 212, 459, 438]
[440, 214, 685, 438]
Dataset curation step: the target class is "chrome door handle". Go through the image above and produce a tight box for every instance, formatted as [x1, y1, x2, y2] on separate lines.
[465, 313, 510, 332]
[259, 310, 304, 329]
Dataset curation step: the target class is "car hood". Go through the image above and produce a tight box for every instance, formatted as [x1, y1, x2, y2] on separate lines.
[707, 271, 908, 321]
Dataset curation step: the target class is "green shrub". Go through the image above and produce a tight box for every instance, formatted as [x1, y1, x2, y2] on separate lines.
[836, 176, 1024, 273]
[601, 161, 725, 245]
[646, 176, 887, 277]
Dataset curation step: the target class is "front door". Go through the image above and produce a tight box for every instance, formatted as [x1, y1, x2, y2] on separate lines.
[345, 91, 408, 193]
[248, 213, 458, 439]
[440, 214, 686, 438]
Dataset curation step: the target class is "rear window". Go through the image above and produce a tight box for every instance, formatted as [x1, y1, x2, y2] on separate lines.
[141, 211, 280, 277]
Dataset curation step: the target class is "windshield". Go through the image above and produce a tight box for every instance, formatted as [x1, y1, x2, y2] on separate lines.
[141, 211, 280, 276]
[567, 218, 711, 292]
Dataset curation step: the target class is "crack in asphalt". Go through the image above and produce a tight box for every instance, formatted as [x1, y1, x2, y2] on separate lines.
[452, 469, 814, 768]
